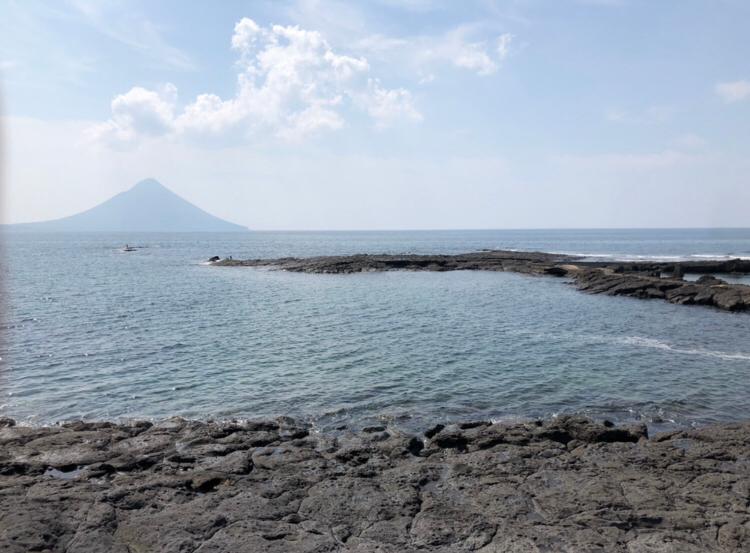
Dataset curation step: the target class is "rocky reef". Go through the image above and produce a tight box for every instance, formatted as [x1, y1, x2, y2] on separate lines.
[573, 267, 750, 311]
[1, 415, 749, 552]
[213, 251, 750, 311]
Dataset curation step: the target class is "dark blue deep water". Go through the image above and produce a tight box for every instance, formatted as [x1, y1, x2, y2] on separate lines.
[2, 229, 749, 431]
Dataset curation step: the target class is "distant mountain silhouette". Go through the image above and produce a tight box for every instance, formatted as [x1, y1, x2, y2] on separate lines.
[6, 179, 247, 232]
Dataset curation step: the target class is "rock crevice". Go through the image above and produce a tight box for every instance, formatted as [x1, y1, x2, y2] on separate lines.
[1, 416, 749, 551]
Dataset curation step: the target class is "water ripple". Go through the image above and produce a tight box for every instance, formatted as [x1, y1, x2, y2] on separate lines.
[2, 230, 750, 431]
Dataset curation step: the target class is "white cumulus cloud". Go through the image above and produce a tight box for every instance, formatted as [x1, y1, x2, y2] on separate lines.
[359, 26, 514, 78]
[715, 80, 750, 103]
[497, 33, 513, 60]
[91, 18, 420, 146]
[90, 84, 177, 145]
[423, 26, 512, 76]
[362, 79, 422, 129]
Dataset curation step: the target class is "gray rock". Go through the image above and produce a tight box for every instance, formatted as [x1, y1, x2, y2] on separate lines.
[213, 250, 750, 312]
[0, 417, 748, 552]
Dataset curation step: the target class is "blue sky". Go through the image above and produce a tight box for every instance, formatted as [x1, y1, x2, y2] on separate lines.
[1, 0, 749, 229]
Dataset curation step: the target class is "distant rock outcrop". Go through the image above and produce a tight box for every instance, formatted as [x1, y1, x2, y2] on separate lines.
[215, 251, 750, 311]
[5, 179, 247, 232]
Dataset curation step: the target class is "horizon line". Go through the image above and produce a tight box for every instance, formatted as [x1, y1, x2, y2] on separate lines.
[2, 226, 749, 233]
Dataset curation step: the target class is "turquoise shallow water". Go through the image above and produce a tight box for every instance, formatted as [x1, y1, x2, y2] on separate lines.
[1, 229, 749, 431]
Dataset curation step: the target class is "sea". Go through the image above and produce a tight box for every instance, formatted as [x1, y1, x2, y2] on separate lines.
[2, 228, 749, 433]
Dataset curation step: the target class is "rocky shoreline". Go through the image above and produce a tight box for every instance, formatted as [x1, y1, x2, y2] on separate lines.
[1, 415, 749, 552]
[213, 251, 750, 311]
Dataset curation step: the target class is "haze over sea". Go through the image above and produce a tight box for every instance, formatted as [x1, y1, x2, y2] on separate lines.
[2, 228, 750, 432]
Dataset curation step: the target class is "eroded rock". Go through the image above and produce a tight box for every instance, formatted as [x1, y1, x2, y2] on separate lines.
[0, 417, 748, 552]
[214, 250, 750, 312]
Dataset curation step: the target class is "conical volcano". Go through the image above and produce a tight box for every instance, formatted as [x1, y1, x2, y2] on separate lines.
[8, 179, 247, 232]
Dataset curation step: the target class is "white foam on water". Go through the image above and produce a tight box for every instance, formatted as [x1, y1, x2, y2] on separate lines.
[690, 253, 750, 260]
[619, 336, 750, 361]
[553, 251, 750, 262]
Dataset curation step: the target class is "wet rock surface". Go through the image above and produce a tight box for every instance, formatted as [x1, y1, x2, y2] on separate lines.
[214, 251, 750, 311]
[573, 268, 750, 311]
[1, 416, 748, 552]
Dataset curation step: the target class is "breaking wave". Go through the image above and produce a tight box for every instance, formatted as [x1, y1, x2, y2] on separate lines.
[556, 252, 750, 262]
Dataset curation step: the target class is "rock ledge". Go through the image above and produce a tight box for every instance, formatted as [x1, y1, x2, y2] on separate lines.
[212, 251, 750, 311]
[2, 416, 749, 552]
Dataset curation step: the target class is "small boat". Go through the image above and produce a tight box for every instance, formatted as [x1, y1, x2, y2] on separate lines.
[122, 244, 137, 252]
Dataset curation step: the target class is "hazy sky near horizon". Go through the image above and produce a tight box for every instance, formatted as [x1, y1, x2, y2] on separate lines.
[1, 0, 749, 229]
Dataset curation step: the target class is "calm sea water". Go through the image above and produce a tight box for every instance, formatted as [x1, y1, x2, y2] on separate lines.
[2, 229, 750, 432]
